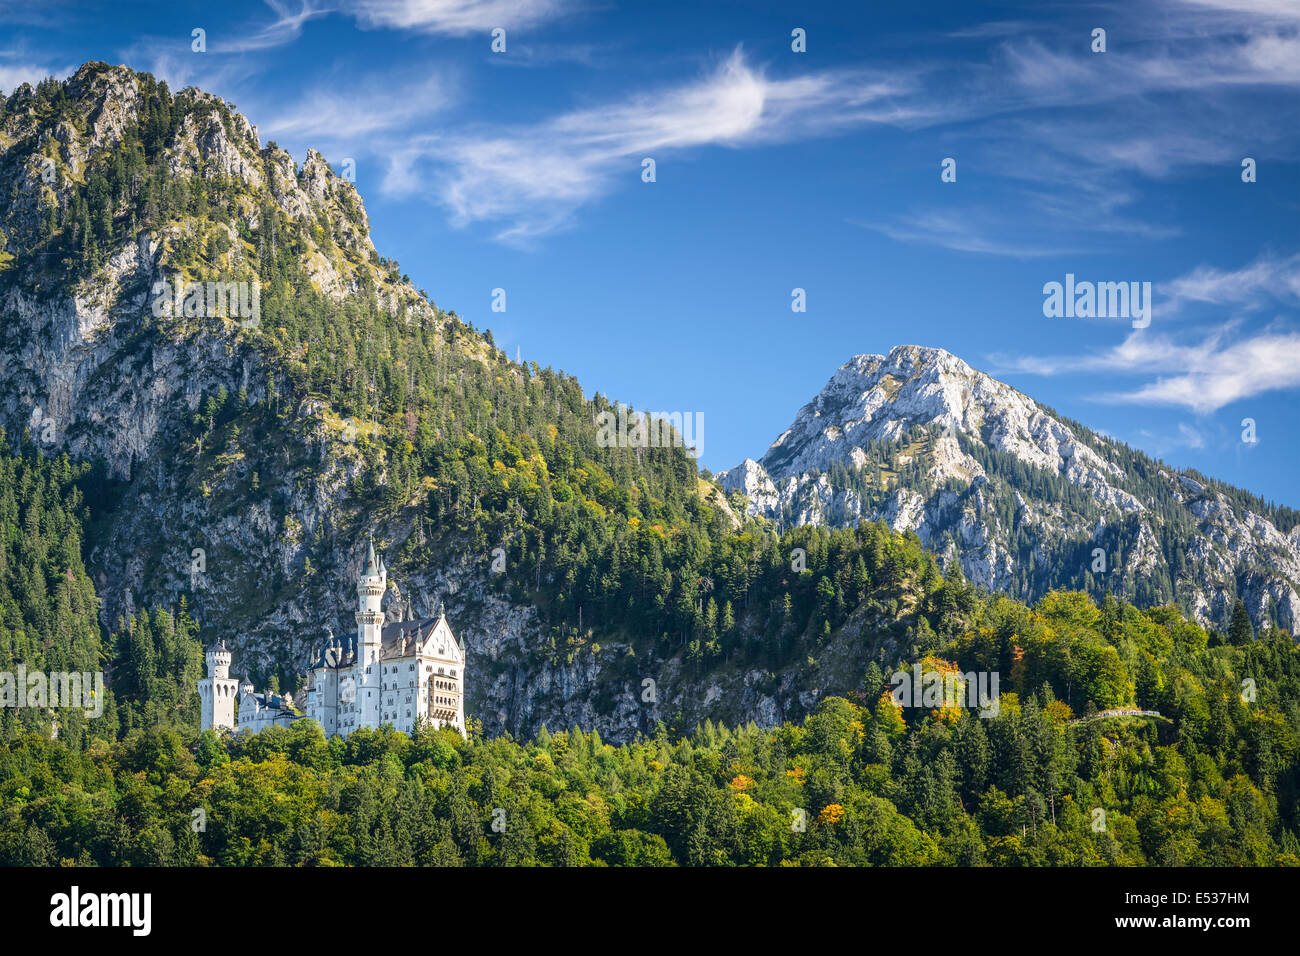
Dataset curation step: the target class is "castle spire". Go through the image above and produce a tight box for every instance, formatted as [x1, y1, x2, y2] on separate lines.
[365, 534, 378, 576]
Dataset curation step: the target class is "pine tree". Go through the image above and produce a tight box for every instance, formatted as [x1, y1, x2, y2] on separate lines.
[1229, 599, 1254, 646]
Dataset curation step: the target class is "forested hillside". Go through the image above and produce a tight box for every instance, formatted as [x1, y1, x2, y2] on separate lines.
[0, 437, 203, 744]
[2, 584, 1298, 866]
[0, 437, 104, 746]
[1, 413, 1298, 865]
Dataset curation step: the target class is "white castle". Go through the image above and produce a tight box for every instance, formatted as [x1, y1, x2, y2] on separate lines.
[198, 537, 466, 738]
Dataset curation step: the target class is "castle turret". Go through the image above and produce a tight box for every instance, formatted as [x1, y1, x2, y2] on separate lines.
[198, 641, 238, 732]
[306, 629, 342, 736]
[355, 535, 386, 727]
[207, 641, 231, 679]
[357, 535, 386, 656]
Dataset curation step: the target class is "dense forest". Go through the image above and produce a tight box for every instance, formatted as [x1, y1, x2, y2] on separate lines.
[0, 438, 104, 747]
[2, 434, 1299, 865]
[0, 437, 203, 745]
[2, 598, 1299, 865]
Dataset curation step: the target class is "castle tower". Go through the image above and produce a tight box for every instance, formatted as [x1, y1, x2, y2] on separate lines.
[355, 535, 387, 728]
[237, 675, 256, 728]
[198, 641, 238, 732]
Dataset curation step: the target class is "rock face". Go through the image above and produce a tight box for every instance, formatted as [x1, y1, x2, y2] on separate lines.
[719, 345, 1300, 632]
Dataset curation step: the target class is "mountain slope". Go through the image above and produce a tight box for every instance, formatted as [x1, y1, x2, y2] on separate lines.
[0, 64, 942, 742]
[0, 63, 680, 739]
[719, 345, 1300, 632]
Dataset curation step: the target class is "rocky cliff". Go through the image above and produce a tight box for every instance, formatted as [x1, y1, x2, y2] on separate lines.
[719, 345, 1300, 632]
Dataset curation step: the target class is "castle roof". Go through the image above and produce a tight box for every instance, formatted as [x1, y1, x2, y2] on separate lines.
[312, 611, 463, 670]
[363, 535, 379, 576]
[248, 692, 297, 715]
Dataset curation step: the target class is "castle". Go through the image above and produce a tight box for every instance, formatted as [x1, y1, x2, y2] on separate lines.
[198, 537, 466, 738]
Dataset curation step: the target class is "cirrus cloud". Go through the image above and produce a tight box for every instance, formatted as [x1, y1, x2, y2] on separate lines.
[391, 47, 923, 240]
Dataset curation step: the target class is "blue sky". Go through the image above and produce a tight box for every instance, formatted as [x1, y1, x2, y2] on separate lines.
[3, 0, 1298, 505]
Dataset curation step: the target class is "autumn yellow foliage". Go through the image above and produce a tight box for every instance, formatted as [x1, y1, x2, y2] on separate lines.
[819, 804, 845, 826]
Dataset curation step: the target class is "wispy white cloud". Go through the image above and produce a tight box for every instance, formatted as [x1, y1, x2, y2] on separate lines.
[995, 329, 1300, 412]
[1178, 422, 1207, 449]
[993, 315, 1300, 414]
[855, 157, 1183, 259]
[197, 0, 575, 52]
[112, 1, 327, 85]
[114, 32, 259, 96]
[485, 40, 620, 69]
[761, 5, 1300, 258]
[1173, 0, 1300, 20]
[943, 20, 1041, 40]
[119, 0, 576, 80]
[853, 7, 1300, 256]
[0, 40, 72, 92]
[1135, 422, 1208, 453]
[217, 0, 330, 54]
[852, 211, 1073, 258]
[999, 30, 1300, 102]
[991, 325, 1237, 378]
[0, 58, 69, 92]
[260, 71, 455, 142]
[1116, 332, 1300, 412]
[396, 47, 921, 240]
[88, 0, 1300, 252]
[992, 250, 1300, 411]
[349, 0, 576, 35]
[945, 25, 1300, 191]
[1160, 252, 1300, 314]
